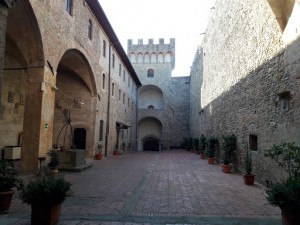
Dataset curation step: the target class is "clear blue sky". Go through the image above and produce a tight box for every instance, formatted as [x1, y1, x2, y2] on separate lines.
[99, 0, 216, 76]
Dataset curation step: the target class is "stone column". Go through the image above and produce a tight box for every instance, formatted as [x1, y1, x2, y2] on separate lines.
[21, 67, 56, 173]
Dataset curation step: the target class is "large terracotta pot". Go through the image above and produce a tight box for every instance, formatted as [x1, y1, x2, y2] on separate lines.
[208, 158, 215, 164]
[221, 164, 232, 173]
[95, 153, 102, 160]
[113, 150, 119, 155]
[281, 207, 300, 225]
[242, 174, 255, 185]
[200, 154, 205, 159]
[31, 204, 61, 225]
[0, 190, 14, 214]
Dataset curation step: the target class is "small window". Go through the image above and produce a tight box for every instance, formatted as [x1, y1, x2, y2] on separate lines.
[123, 70, 126, 81]
[278, 91, 291, 112]
[102, 74, 105, 89]
[112, 54, 115, 68]
[147, 69, 154, 77]
[99, 120, 104, 141]
[88, 19, 93, 40]
[123, 93, 125, 104]
[148, 105, 155, 109]
[128, 77, 130, 87]
[128, 98, 130, 107]
[119, 64, 121, 76]
[119, 89, 121, 101]
[112, 83, 114, 96]
[66, 0, 73, 15]
[103, 40, 106, 57]
[249, 135, 258, 151]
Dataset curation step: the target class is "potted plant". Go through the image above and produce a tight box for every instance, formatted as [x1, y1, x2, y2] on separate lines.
[0, 160, 23, 213]
[264, 142, 300, 225]
[199, 135, 207, 159]
[206, 137, 218, 164]
[47, 150, 59, 175]
[193, 138, 200, 154]
[242, 150, 255, 185]
[95, 143, 103, 160]
[113, 143, 119, 155]
[221, 134, 236, 173]
[19, 175, 73, 225]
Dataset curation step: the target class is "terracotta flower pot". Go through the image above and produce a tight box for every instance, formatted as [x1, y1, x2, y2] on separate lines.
[208, 157, 215, 164]
[221, 164, 232, 173]
[31, 204, 61, 225]
[200, 154, 205, 159]
[95, 153, 102, 160]
[242, 174, 255, 185]
[0, 190, 14, 214]
[113, 150, 119, 155]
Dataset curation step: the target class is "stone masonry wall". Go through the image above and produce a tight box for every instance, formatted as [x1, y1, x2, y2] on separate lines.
[191, 0, 300, 183]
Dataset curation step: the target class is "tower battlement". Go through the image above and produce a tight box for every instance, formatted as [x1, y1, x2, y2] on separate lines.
[127, 38, 175, 69]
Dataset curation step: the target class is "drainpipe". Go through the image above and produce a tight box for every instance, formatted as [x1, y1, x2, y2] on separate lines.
[135, 85, 140, 151]
[104, 43, 112, 157]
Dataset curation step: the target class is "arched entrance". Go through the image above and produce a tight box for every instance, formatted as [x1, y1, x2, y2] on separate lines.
[1, 1, 45, 172]
[143, 137, 159, 151]
[54, 49, 97, 156]
[138, 117, 162, 151]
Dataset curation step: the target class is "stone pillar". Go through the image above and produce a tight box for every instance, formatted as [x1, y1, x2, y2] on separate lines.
[21, 67, 56, 173]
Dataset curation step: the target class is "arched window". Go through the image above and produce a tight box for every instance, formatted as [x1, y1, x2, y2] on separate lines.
[123, 70, 126, 81]
[147, 69, 154, 78]
[112, 83, 114, 96]
[88, 19, 93, 40]
[112, 54, 115, 68]
[102, 74, 105, 89]
[66, 0, 73, 15]
[103, 40, 106, 57]
[119, 64, 121, 76]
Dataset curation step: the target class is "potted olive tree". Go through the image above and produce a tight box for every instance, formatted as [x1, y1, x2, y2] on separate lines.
[242, 150, 255, 185]
[199, 135, 207, 159]
[19, 175, 73, 225]
[206, 137, 218, 164]
[95, 143, 103, 160]
[47, 150, 59, 175]
[264, 142, 300, 225]
[221, 134, 236, 173]
[0, 160, 23, 213]
[113, 143, 119, 155]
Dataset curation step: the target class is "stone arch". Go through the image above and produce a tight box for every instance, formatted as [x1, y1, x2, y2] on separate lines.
[129, 52, 136, 63]
[151, 52, 157, 63]
[266, 0, 295, 31]
[137, 52, 143, 63]
[158, 52, 164, 63]
[165, 52, 172, 62]
[144, 52, 150, 63]
[138, 117, 162, 151]
[138, 85, 164, 109]
[1, 0, 45, 173]
[54, 49, 97, 154]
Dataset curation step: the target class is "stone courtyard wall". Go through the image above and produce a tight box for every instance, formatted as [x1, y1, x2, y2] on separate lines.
[190, 0, 300, 183]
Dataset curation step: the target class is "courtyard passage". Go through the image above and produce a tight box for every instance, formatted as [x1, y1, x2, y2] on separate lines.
[1, 149, 281, 225]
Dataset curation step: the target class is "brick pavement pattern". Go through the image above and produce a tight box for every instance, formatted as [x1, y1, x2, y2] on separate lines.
[0, 150, 281, 225]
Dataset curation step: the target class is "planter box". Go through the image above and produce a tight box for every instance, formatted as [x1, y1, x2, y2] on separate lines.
[4, 146, 21, 160]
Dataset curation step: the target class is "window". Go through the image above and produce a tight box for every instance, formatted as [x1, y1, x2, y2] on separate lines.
[123, 70, 126, 81]
[148, 105, 155, 109]
[119, 64, 121, 76]
[123, 93, 125, 104]
[132, 101, 134, 110]
[147, 69, 154, 77]
[278, 91, 291, 112]
[249, 135, 258, 151]
[112, 83, 114, 96]
[99, 120, 104, 141]
[119, 89, 121, 101]
[103, 40, 106, 57]
[128, 98, 130, 107]
[88, 19, 93, 40]
[66, 0, 73, 15]
[102, 74, 105, 89]
[112, 54, 115, 68]
[128, 77, 130, 87]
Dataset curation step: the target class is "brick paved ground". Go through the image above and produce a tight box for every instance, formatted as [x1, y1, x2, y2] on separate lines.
[0, 150, 281, 225]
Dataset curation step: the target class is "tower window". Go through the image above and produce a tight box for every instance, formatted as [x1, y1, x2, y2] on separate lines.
[88, 19, 93, 40]
[66, 0, 73, 15]
[147, 69, 154, 77]
[249, 135, 258, 151]
[103, 40, 106, 57]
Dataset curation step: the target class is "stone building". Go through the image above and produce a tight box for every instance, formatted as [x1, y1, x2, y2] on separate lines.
[0, 0, 141, 173]
[189, 0, 300, 183]
[128, 39, 190, 151]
